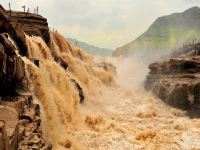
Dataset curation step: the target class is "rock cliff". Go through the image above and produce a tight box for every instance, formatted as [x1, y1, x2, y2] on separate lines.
[0, 4, 49, 56]
[145, 42, 200, 116]
[0, 4, 51, 150]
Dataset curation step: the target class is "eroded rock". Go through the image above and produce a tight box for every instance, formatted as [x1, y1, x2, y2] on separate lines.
[0, 4, 50, 56]
[0, 4, 52, 149]
[145, 42, 200, 111]
[0, 96, 52, 150]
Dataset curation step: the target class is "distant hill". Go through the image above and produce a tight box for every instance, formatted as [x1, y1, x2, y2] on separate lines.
[67, 38, 113, 56]
[114, 6, 200, 59]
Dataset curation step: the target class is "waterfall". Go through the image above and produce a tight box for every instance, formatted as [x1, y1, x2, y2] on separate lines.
[21, 32, 114, 149]
[8, 32, 200, 150]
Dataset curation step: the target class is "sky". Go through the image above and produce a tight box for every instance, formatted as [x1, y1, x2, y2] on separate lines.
[1, 0, 200, 49]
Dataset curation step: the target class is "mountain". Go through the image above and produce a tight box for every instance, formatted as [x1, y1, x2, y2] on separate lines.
[67, 38, 113, 56]
[114, 6, 200, 59]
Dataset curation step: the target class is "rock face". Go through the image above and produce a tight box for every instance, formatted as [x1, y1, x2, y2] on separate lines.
[0, 4, 49, 56]
[67, 38, 113, 56]
[0, 5, 52, 149]
[0, 33, 25, 96]
[145, 42, 200, 110]
[0, 33, 51, 150]
[96, 62, 117, 75]
[0, 96, 51, 150]
[8, 11, 50, 45]
[71, 79, 85, 103]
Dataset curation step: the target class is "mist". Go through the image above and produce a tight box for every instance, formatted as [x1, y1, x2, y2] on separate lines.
[1, 1, 200, 150]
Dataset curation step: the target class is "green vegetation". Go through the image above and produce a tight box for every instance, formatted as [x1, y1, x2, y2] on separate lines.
[114, 6, 200, 56]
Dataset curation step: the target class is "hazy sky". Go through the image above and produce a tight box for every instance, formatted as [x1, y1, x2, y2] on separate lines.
[1, 0, 200, 49]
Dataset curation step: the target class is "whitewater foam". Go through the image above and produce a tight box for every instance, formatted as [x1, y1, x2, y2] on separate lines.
[19, 32, 200, 150]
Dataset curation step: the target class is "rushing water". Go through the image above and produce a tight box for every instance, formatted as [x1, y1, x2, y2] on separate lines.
[19, 32, 200, 150]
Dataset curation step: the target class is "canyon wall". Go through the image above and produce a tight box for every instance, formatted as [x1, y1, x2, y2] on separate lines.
[145, 42, 200, 116]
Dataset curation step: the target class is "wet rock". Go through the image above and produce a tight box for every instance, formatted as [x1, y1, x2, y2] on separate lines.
[0, 106, 18, 138]
[0, 121, 9, 150]
[32, 144, 40, 150]
[0, 4, 50, 56]
[71, 79, 84, 103]
[59, 139, 72, 149]
[40, 143, 53, 150]
[0, 33, 25, 96]
[1, 96, 30, 116]
[29, 58, 40, 67]
[0, 132, 4, 150]
[32, 135, 42, 145]
[18, 125, 25, 141]
[0, 95, 51, 150]
[57, 57, 68, 70]
[0, 104, 19, 150]
[145, 42, 200, 111]
[0, 4, 52, 150]
[21, 108, 36, 122]
[32, 104, 40, 116]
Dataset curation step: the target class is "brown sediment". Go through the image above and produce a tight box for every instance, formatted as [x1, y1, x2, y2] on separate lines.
[1, 3, 200, 149]
[23, 32, 115, 149]
[23, 38, 200, 149]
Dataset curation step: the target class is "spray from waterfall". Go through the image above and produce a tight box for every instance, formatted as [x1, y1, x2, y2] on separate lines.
[5, 29, 199, 149]
[20, 32, 115, 149]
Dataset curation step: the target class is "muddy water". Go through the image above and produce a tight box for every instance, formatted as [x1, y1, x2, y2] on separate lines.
[77, 87, 200, 150]
[23, 33, 114, 149]
[75, 58, 200, 150]
[23, 33, 200, 150]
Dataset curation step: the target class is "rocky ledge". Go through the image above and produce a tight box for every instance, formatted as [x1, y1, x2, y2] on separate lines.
[0, 96, 51, 150]
[0, 4, 49, 56]
[0, 32, 52, 149]
[145, 42, 200, 116]
[0, 4, 52, 148]
[8, 11, 50, 45]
